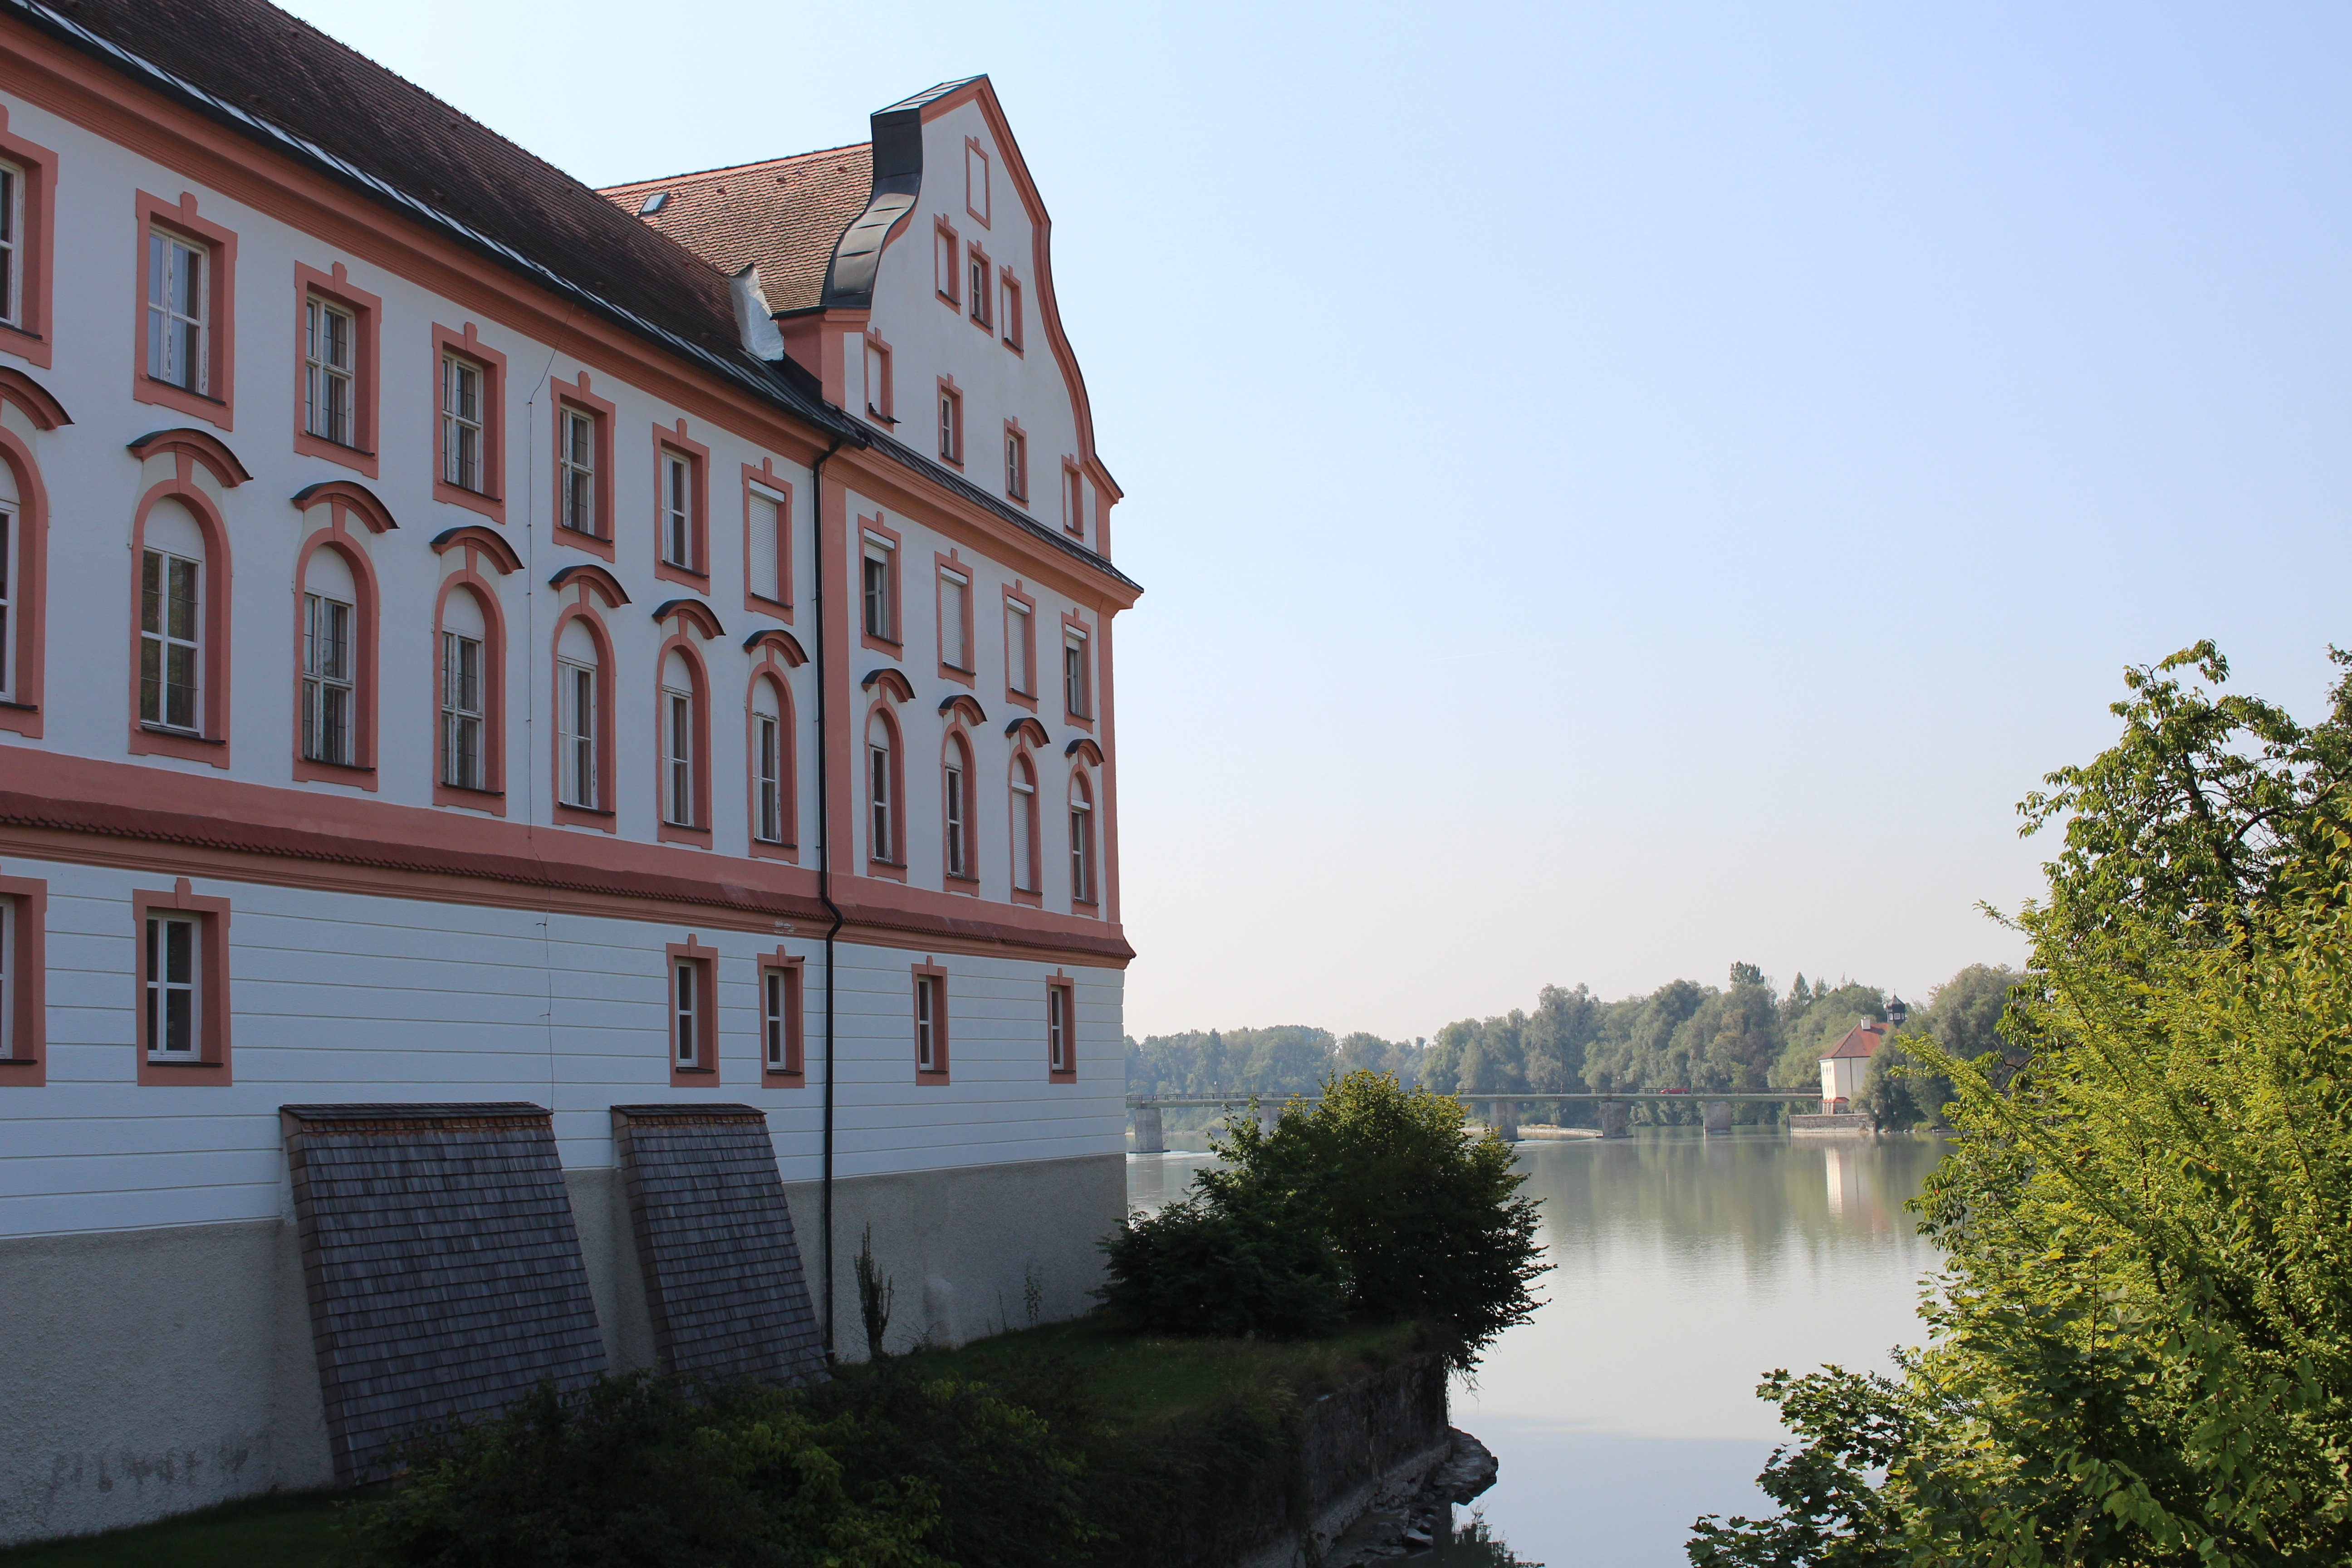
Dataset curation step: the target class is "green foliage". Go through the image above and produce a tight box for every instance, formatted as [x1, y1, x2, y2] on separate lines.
[1105, 1072, 1548, 1369]
[1857, 965, 2022, 1131]
[1095, 1192, 1349, 1339]
[1124, 1024, 1427, 1102]
[1691, 645, 2352, 1565]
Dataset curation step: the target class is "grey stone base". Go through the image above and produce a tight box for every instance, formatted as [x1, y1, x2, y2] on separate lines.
[0, 1150, 1124, 1546]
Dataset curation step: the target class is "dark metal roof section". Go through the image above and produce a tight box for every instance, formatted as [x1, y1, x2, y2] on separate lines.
[4, 0, 863, 447]
[819, 77, 983, 311]
[280, 1102, 608, 1484]
[610, 1105, 827, 1386]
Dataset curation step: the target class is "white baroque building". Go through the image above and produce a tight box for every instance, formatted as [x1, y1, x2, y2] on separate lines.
[0, 0, 1137, 1543]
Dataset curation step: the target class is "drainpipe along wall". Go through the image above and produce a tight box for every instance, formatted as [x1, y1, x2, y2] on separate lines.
[808, 433, 846, 1357]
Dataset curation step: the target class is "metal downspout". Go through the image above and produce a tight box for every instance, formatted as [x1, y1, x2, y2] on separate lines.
[808, 433, 846, 1358]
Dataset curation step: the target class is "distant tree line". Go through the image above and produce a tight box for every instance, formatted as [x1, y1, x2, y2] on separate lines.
[1128, 963, 2018, 1130]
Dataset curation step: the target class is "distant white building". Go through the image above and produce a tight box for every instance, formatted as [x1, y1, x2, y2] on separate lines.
[1818, 1019, 1887, 1112]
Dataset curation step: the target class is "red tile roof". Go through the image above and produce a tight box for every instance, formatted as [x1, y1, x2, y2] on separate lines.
[1823, 1022, 1887, 1060]
[599, 147, 875, 314]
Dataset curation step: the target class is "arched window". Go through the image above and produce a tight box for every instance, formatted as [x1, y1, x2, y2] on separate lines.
[943, 734, 973, 881]
[660, 648, 701, 829]
[1009, 752, 1039, 894]
[1068, 770, 1097, 906]
[139, 497, 207, 734]
[867, 709, 899, 865]
[299, 544, 357, 767]
[750, 674, 788, 846]
[556, 616, 601, 810]
[439, 585, 488, 790]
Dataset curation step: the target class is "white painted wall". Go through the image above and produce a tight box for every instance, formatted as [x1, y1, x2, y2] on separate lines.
[0, 856, 1125, 1240]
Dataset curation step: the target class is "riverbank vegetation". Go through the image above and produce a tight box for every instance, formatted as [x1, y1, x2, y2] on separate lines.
[1102, 1071, 1548, 1367]
[1690, 643, 2352, 1566]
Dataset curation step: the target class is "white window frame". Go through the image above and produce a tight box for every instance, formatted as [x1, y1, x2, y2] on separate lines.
[0, 895, 13, 1060]
[1006, 600, 1033, 696]
[1048, 985, 1068, 1072]
[763, 965, 794, 1069]
[145, 913, 200, 1059]
[301, 590, 355, 765]
[674, 958, 701, 1067]
[868, 731, 894, 862]
[147, 229, 206, 393]
[862, 534, 894, 641]
[754, 710, 784, 844]
[747, 480, 786, 603]
[0, 500, 15, 701]
[944, 749, 968, 878]
[1063, 628, 1090, 719]
[1070, 781, 1095, 904]
[140, 546, 202, 732]
[915, 973, 938, 1071]
[441, 353, 485, 491]
[663, 681, 696, 828]
[441, 629, 485, 790]
[938, 568, 970, 671]
[938, 387, 961, 463]
[1011, 759, 1038, 892]
[559, 407, 596, 534]
[661, 450, 693, 570]
[863, 339, 890, 419]
[0, 161, 22, 329]
[304, 297, 356, 446]
[969, 251, 989, 326]
[559, 657, 598, 808]
[1005, 427, 1027, 502]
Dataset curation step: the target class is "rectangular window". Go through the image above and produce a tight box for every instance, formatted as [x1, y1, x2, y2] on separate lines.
[304, 298, 355, 446]
[145, 914, 199, 1058]
[1064, 467, 1086, 538]
[747, 485, 783, 603]
[1001, 274, 1023, 351]
[1007, 601, 1034, 696]
[862, 538, 893, 641]
[938, 387, 962, 465]
[968, 250, 990, 327]
[146, 230, 206, 393]
[945, 755, 968, 878]
[939, 569, 969, 670]
[863, 339, 892, 419]
[869, 741, 893, 860]
[936, 225, 959, 304]
[441, 631, 484, 789]
[1011, 770, 1036, 892]
[441, 355, 484, 491]
[1005, 428, 1027, 502]
[1048, 983, 1072, 1073]
[763, 962, 804, 1075]
[1064, 630, 1090, 719]
[0, 163, 20, 328]
[664, 686, 694, 827]
[559, 660, 597, 807]
[915, 972, 940, 1071]
[661, 451, 693, 569]
[559, 408, 596, 534]
[139, 547, 201, 731]
[754, 712, 784, 843]
[0, 895, 12, 1060]
[674, 958, 700, 1067]
[301, 592, 354, 765]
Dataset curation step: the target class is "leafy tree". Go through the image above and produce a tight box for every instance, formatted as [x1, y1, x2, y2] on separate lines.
[1857, 965, 2021, 1129]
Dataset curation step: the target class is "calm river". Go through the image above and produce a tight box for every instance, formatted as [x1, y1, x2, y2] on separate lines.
[1126, 1127, 1947, 1566]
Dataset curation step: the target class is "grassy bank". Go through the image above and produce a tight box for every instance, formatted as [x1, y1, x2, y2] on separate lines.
[0, 1320, 1428, 1568]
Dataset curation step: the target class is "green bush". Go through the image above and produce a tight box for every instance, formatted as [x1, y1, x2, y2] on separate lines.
[1096, 1192, 1349, 1338]
[1101, 1070, 1546, 1367]
[348, 1369, 1092, 1568]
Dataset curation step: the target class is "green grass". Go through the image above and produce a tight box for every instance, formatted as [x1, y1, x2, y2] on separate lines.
[0, 1320, 1429, 1567]
[0, 1488, 355, 1568]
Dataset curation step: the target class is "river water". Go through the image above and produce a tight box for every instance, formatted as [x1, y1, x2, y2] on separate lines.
[1125, 1127, 1947, 1566]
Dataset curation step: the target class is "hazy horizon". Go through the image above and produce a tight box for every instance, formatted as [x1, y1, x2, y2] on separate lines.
[279, 0, 2352, 1041]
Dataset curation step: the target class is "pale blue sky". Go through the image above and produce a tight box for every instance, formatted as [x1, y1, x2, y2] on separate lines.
[281, 0, 2352, 1040]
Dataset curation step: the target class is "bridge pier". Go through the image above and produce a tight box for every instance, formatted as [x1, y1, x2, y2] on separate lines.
[1259, 1103, 1281, 1137]
[1704, 1101, 1733, 1136]
[1131, 1104, 1165, 1155]
[1600, 1101, 1632, 1139]
[1491, 1100, 1519, 1142]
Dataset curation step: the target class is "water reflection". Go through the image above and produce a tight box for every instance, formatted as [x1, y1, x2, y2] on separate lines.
[1126, 1129, 1945, 1567]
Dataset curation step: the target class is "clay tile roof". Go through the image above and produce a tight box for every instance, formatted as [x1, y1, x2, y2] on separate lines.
[1823, 1022, 1886, 1060]
[27, 0, 846, 432]
[599, 146, 876, 314]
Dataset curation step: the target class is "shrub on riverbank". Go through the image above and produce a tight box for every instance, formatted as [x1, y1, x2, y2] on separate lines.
[1100, 1070, 1547, 1368]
